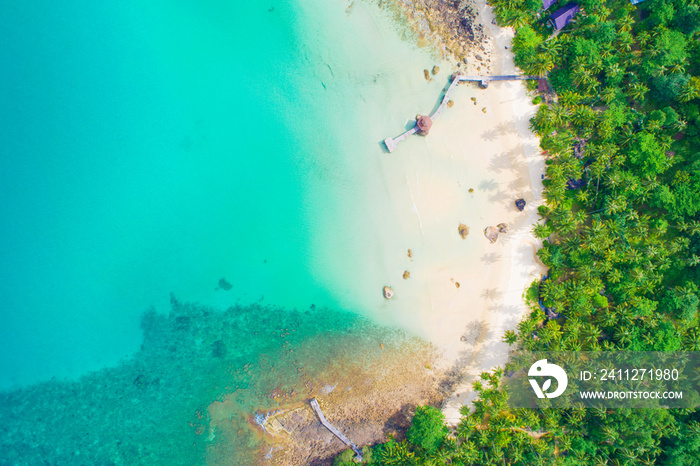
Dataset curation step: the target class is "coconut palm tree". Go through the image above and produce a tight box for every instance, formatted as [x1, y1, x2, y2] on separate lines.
[618, 15, 634, 32]
[651, 65, 667, 78]
[627, 83, 649, 102]
[559, 91, 582, 108]
[679, 82, 700, 102]
[636, 31, 651, 48]
[672, 118, 687, 132]
[531, 55, 555, 77]
[601, 87, 618, 104]
[669, 62, 686, 74]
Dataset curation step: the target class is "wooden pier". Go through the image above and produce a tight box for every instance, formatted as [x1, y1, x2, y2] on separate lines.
[383, 74, 540, 153]
[309, 398, 363, 461]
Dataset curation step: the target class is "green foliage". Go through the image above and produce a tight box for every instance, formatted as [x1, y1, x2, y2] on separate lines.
[592, 294, 608, 308]
[406, 406, 448, 453]
[333, 448, 356, 466]
[373, 439, 415, 465]
[650, 73, 690, 103]
[627, 132, 671, 178]
[340, 0, 700, 463]
[512, 26, 543, 72]
[673, 4, 700, 36]
[659, 420, 700, 465]
[652, 29, 688, 68]
[662, 283, 700, 321]
[646, 0, 676, 28]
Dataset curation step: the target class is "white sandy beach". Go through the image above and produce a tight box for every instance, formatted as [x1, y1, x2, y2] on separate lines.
[296, 0, 545, 424]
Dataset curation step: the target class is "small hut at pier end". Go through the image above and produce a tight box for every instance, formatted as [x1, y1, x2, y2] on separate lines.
[416, 115, 433, 136]
[549, 3, 579, 30]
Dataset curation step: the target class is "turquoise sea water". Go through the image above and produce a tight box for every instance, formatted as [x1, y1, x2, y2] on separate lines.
[0, 0, 348, 387]
[0, 0, 448, 462]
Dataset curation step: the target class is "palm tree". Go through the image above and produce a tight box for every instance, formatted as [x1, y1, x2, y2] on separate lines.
[502, 9, 529, 29]
[679, 82, 700, 102]
[533, 223, 552, 239]
[559, 91, 582, 108]
[601, 87, 618, 104]
[552, 104, 571, 127]
[606, 63, 622, 80]
[627, 83, 649, 102]
[669, 62, 686, 74]
[645, 119, 662, 133]
[618, 35, 634, 53]
[686, 254, 700, 267]
[531, 106, 555, 135]
[572, 67, 593, 88]
[651, 65, 667, 78]
[618, 15, 634, 32]
[637, 31, 652, 48]
[672, 118, 687, 132]
[607, 269, 622, 284]
[541, 38, 562, 61]
[502, 330, 518, 345]
[684, 328, 700, 350]
[530, 55, 555, 77]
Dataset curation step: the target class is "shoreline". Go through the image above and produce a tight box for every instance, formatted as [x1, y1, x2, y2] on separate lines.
[370, 0, 546, 425]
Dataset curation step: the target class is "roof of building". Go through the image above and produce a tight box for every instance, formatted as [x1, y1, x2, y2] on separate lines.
[416, 115, 433, 134]
[629, 0, 646, 4]
[549, 3, 580, 30]
[542, 0, 558, 10]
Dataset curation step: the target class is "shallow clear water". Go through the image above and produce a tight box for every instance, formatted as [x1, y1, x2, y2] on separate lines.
[0, 0, 447, 390]
[0, 0, 457, 462]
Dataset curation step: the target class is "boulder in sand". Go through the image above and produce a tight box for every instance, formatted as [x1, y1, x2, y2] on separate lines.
[484, 226, 499, 243]
[515, 198, 526, 211]
[497, 223, 509, 233]
[458, 223, 470, 239]
[383, 286, 394, 299]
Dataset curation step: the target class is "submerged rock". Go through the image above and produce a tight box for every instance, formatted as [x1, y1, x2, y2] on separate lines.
[515, 198, 526, 211]
[447, 99, 454, 108]
[424, 69, 430, 81]
[383, 286, 394, 299]
[211, 339, 227, 359]
[497, 223, 509, 233]
[407, 248, 413, 259]
[403, 270, 411, 279]
[432, 65, 440, 75]
[216, 278, 232, 291]
[458, 223, 470, 239]
[484, 226, 499, 243]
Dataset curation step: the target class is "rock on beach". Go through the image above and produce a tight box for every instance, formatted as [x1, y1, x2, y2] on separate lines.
[383, 286, 394, 299]
[484, 226, 499, 243]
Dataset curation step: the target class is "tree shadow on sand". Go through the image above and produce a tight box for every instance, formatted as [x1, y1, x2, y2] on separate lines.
[480, 252, 501, 264]
[481, 120, 519, 142]
[478, 179, 499, 191]
[481, 288, 504, 301]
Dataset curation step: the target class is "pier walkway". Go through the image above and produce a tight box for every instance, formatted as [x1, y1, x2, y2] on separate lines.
[383, 74, 539, 153]
[309, 398, 363, 461]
